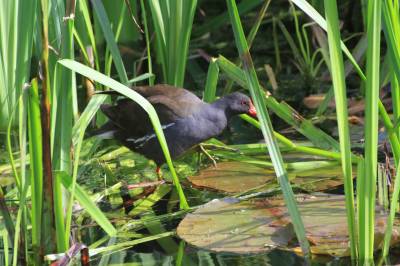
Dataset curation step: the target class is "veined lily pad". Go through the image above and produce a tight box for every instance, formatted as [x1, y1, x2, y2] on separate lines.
[189, 161, 347, 193]
[189, 161, 276, 193]
[177, 194, 400, 256]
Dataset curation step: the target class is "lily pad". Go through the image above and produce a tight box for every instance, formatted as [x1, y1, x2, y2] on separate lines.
[189, 161, 347, 193]
[177, 194, 400, 256]
[189, 161, 276, 193]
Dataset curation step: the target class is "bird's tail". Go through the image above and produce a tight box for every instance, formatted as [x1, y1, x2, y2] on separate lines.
[90, 121, 118, 139]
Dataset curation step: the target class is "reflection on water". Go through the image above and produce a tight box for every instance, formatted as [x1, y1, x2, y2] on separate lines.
[88, 239, 348, 266]
[85, 236, 400, 266]
[91, 246, 306, 266]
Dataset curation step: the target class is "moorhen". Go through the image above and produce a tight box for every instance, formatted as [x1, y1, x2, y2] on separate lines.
[94, 84, 257, 177]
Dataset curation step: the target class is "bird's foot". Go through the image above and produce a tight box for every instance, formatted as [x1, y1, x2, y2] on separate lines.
[200, 143, 240, 153]
[199, 144, 218, 168]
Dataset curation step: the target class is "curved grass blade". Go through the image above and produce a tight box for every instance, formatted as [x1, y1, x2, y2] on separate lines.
[91, 0, 128, 84]
[59, 59, 189, 209]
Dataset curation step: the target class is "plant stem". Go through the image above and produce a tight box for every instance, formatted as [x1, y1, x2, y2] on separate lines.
[40, 0, 56, 257]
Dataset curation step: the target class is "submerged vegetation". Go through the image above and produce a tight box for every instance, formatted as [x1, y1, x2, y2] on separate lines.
[1, 0, 400, 265]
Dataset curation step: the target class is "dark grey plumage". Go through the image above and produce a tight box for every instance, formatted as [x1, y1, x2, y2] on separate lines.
[93, 84, 256, 166]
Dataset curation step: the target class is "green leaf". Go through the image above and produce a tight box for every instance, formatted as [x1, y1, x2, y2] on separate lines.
[60, 172, 116, 236]
[324, 0, 356, 258]
[226, 0, 310, 259]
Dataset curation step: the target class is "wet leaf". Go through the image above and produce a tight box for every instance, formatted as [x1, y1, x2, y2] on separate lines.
[177, 194, 400, 256]
[303, 94, 328, 109]
[189, 161, 276, 193]
[189, 161, 347, 193]
[177, 198, 294, 253]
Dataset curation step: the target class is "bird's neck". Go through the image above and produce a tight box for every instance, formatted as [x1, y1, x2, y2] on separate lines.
[210, 98, 234, 118]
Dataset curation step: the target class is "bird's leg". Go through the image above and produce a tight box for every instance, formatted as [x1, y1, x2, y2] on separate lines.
[199, 144, 217, 168]
[156, 166, 163, 180]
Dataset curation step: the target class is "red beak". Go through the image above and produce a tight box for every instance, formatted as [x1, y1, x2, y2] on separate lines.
[248, 101, 257, 117]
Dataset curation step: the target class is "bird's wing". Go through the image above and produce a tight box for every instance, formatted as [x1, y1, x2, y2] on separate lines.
[100, 100, 152, 138]
[97, 84, 204, 119]
[134, 84, 204, 119]
[96, 84, 204, 138]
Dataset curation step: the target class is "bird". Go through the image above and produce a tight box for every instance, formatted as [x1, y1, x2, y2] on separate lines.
[93, 84, 257, 178]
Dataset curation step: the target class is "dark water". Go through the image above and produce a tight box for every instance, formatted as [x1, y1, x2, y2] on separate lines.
[78, 180, 400, 266]
[86, 237, 397, 266]
[88, 239, 400, 266]
[90, 239, 317, 266]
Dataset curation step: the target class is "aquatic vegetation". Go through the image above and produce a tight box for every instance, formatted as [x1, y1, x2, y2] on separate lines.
[0, 0, 400, 265]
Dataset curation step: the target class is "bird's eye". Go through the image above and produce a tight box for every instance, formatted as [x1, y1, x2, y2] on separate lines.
[240, 100, 247, 105]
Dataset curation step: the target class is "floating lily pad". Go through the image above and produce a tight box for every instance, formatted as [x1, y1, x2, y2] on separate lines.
[177, 194, 400, 256]
[189, 161, 347, 193]
[189, 161, 276, 193]
[178, 197, 294, 253]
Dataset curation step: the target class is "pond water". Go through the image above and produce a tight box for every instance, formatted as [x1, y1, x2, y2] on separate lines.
[86, 229, 400, 266]
[90, 242, 311, 265]
[77, 186, 400, 266]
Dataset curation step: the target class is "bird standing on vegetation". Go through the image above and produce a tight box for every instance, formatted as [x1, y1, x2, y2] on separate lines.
[93, 84, 257, 178]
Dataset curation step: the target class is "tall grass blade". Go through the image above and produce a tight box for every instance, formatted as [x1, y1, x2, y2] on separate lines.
[381, 0, 400, 257]
[27, 79, 43, 263]
[50, 0, 77, 252]
[226, 0, 310, 258]
[148, 0, 197, 86]
[1, 229, 9, 266]
[12, 172, 30, 266]
[0, 188, 14, 245]
[91, 0, 129, 84]
[361, 0, 382, 261]
[378, 101, 400, 165]
[140, 0, 154, 86]
[0, 0, 37, 130]
[382, 0, 400, 83]
[203, 58, 219, 103]
[223, 0, 271, 95]
[323, 0, 357, 258]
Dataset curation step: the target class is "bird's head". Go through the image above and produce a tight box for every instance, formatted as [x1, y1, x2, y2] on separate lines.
[222, 92, 257, 117]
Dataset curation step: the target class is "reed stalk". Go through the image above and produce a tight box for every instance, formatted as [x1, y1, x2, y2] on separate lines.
[324, 0, 357, 258]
